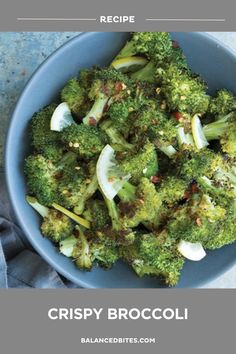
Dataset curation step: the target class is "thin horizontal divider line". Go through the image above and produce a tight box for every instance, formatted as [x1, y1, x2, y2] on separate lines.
[146, 18, 225, 22]
[17, 18, 97, 21]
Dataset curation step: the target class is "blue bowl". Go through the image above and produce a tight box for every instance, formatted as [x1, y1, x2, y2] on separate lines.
[5, 32, 236, 288]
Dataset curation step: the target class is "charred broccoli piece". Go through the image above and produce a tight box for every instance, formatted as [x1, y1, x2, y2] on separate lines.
[30, 104, 63, 160]
[60, 123, 107, 159]
[41, 209, 74, 243]
[208, 89, 236, 117]
[24, 155, 59, 206]
[158, 176, 188, 205]
[118, 177, 162, 228]
[203, 112, 236, 157]
[167, 192, 226, 244]
[83, 199, 111, 230]
[72, 227, 93, 270]
[61, 78, 89, 118]
[83, 68, 134, 125]
[26, 196, 74, 243]
[62, 227, 119, 270]
[100, 119, 133, 151]
[119, 141, 158, 183]
[156, 64, 209, 114]
[115, 32, 172, 63]
[120, 231, 185, 286]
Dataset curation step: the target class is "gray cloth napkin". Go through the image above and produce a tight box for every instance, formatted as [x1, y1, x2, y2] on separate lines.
[0, 173, 79, 288]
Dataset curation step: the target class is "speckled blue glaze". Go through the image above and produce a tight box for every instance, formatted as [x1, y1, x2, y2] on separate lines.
[0, 32, 80, 169]
[5, 32, 236, 288]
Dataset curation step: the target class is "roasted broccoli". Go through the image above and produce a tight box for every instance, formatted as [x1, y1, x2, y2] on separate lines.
[118, 141, 158, 183]
[203, 112, 236, 157]
[83, 68, 134, 125]
[25, 32, 236, 286]
[208, 89, 236, 117]
[30, 104, 64, 160]
[156, 64, 210, 114]
[60, 123, 107, 158]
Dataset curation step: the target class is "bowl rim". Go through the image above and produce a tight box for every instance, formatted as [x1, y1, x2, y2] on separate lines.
[5, 32, 236, 288]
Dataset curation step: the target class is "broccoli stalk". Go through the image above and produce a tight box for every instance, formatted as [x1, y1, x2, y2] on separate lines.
[26, 196, 74, 243]
[100, 119, 133, 151]
[203, 112, 236, 157]
[82, 68, 134, 126]
[131, 61, 156, 83]
[73, 174, 98, 215]
[72, 227, 93, 270]
[83, 93, 109, 125]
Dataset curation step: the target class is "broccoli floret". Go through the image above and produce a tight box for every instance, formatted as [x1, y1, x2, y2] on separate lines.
[60, 123, 107, 159]
[118, 178, 162, 228]
[131, 61, 157, 83]
[115, 32, 172, 63]
[177, 148, 223, 181]
[203, 112, 236, 157]
[41, 209, 74, 243]
[158, 176, 188, 205]
[26, 196, 74, 243]
[71, 227, 119, 270]
[90, 241, 119, 269]
[130, 44, 188, 83]
[61, 78, 89, 118]
[204, 200, 236, 249]
[169, 45, 188, 70]
[177, 149, 236, 198]
[100, 119, 133, 152]
[167, 193, 226, 244]
[208, 89, 236, 117]
[30, 104, 63, 160]
[24, 155, 59, 206]
[83, 68, 134, 125]
[119, 142, 158, 183]
[131, 108, 178, 157]
[59, 164, 98, 215]
[156, 64, 209, 114]
[120, 231, 184, 286]
[83, 199, 111, 230]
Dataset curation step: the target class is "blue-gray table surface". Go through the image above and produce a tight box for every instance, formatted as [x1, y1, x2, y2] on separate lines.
[0, 32, 235, 287]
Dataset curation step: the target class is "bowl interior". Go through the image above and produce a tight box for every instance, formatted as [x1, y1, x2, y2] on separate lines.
[6, 32, 236, 288]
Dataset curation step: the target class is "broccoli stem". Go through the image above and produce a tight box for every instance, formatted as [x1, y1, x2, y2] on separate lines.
[73, 175, 98, 215]
[159, 145, 177, 158]
[83, 93, 109, 125]
[117, 182, 137, 202]
[130, 61, 156, 82]
[113, 41, 136, 61]
[177, 127, 194, 146]
[100, 120, 133, 151]
[60, 236, 77, 257]
[52, 203, 90, 229]
[203, 114, 230, 140]
[26, 195, 49, 218]
[103, 196, 122, 231]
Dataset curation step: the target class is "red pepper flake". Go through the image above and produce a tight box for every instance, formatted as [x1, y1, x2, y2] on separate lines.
[172, 111, 183, 121]
[172, 40, 179, 48]
[115, 81, 123, 93]
[150, 175, 162, 184]
[88, 117, 97, 126]
[195, 218, 202, 226]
